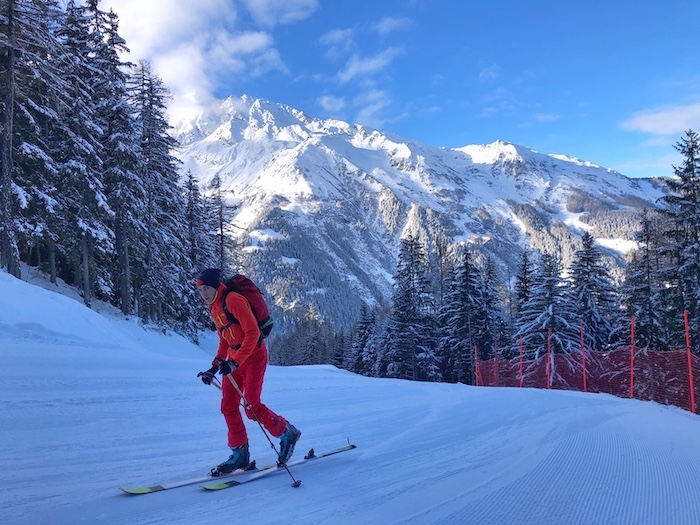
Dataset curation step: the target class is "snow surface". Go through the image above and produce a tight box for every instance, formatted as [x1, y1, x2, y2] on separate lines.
[2, 270, 700, 525]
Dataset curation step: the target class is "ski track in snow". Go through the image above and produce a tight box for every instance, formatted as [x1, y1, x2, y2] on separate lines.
[2, 272, 700, 524]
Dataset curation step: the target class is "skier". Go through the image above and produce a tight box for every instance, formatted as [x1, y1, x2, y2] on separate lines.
[196, 268, 301, 476]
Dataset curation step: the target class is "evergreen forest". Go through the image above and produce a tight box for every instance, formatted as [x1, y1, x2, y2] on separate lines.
[1, 2, 699, 384]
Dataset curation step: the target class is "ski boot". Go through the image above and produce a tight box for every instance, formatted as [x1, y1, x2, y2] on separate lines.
[277, 422, 301, 466]
[210, 444, 249, 477]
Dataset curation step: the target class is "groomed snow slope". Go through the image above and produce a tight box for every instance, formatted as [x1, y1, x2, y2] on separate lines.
[1, 270, 700, 525]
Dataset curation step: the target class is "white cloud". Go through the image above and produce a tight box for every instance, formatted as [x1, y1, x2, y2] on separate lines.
[479, 64, 500, 84]
[353, 89, 392, 128]
[319, 28, 355, 61]
[239, 0, 319, 27]
[476, 87, 518, 118]
[151, 42, 217, 122]
[374, 16, 412, 37]
[100, 0, 298, 123]
[614, 152, 679, 178]
[620, 102, 700, 136]
[102, 0, 237, 56]
[532, 113, 561, 122]
[318, 95, 345, 113]
[337, 48, 405, 84]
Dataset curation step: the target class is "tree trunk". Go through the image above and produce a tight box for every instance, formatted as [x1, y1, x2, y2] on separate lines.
[48, 239, 56, 284]
[0, 0, 21, 278]
[82, 234, 91, 306]
[35, 237, 41, 268]
[115, 210, 131, 314]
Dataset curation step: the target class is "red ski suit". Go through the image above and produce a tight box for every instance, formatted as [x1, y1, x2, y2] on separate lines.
[208, 283, 286, 447]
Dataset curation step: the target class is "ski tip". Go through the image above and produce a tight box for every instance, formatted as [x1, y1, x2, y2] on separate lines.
[201, 480, 238, 491]
[201, 484, 226, 491]
[120, 487, 155, 495]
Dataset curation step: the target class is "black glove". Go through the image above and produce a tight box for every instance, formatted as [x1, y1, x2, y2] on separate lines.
[197, 364, 219, 385]
[218, 360, 239, 376]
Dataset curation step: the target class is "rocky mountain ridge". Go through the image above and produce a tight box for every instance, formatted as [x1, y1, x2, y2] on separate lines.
[173, 95, 667, 328]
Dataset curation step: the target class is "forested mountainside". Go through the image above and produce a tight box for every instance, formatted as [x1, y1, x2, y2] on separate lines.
[173, 96, 667, 328]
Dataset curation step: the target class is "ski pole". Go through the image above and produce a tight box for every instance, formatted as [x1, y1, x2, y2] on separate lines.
[225, 373, 302, 488]
[210, 378, 259, 409]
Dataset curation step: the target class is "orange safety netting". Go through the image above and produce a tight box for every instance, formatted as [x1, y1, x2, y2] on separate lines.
[475, 346, 700, 413]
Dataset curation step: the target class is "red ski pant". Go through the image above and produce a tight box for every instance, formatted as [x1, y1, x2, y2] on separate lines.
[220, 345, 287, 447]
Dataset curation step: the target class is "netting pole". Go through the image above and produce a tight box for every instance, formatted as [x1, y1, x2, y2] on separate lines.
[493, 340, 499, 387]
[518, 336, 524, 388]
[546, 328, 552, 390]
[629, 315, 636, 399]
[685, 310, 696, 414]
[474, 346, 481, 386]
[580, 322, 587, 393]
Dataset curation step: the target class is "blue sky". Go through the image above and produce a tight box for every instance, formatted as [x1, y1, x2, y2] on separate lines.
[101, 0, 700, 178]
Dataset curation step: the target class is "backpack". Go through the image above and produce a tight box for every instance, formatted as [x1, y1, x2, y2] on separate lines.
[219, 274, 274, 338]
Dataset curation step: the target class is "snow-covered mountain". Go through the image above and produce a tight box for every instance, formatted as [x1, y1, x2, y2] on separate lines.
[173, 95, 667, 328]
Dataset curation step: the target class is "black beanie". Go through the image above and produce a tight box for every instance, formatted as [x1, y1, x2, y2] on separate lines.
[196, 268, 221, 288]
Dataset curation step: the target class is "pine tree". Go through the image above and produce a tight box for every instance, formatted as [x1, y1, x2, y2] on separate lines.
[659, 130, 700, 352]
[512, 249, 535, 333]
[300, 304, 322, 364]
[209, 173, 239, 274]
[505, 249, 535, 355]
[381, 235, 440, 381]
[0, 0, 67, 278]
[331, 329, 347, 368]
[184, 169, 216, 272]
[129, 60, 201, 337]
[569, 231, 620, 351]
[86, 1, 144, 315]
[515, 252, 579, 357]
[366, 322, 389, 377]
[620, 210, 666, 350]
[54, 0, 112, 303]
[438, 249, 485, 383]
[346, 302, 376, 374]
[481, 257, 508, 356]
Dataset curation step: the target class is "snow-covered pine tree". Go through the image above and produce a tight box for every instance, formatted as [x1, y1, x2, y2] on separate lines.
[381, 234, 440, 381]
[54, 0, 113, 304]
[511, 249, 535, 335]
[300, 304, 324, 364]
[208, 172, 240, 274]
[129, 61, 200, 337]
[438, 249, 485, 383]
[86, 0, 144, 315]
[659, 130, 700, 352]
[569, 231, 620, 351]
[0, 0, 67, 278]
[183, 169, 216, 272]
[367, 322, 389, 378]
[481, 257, 508, 357]
[620, 209, 667, 350]
[331, 329, 347, 368]
[515, 252, 579, 357]
[513, 249, 535, 318]
[345, 302, 376, 374]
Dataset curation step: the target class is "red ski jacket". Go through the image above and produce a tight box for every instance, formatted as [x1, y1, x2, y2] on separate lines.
[208, 283, 265, 367]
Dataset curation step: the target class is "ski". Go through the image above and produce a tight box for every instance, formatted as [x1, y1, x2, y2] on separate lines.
[120, 460, 274, 495]
[200, 443, 357, 491]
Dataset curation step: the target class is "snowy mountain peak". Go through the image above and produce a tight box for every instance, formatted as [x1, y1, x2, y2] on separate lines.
[173, 95, 667, 327]
[455, 139, 527, 164]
